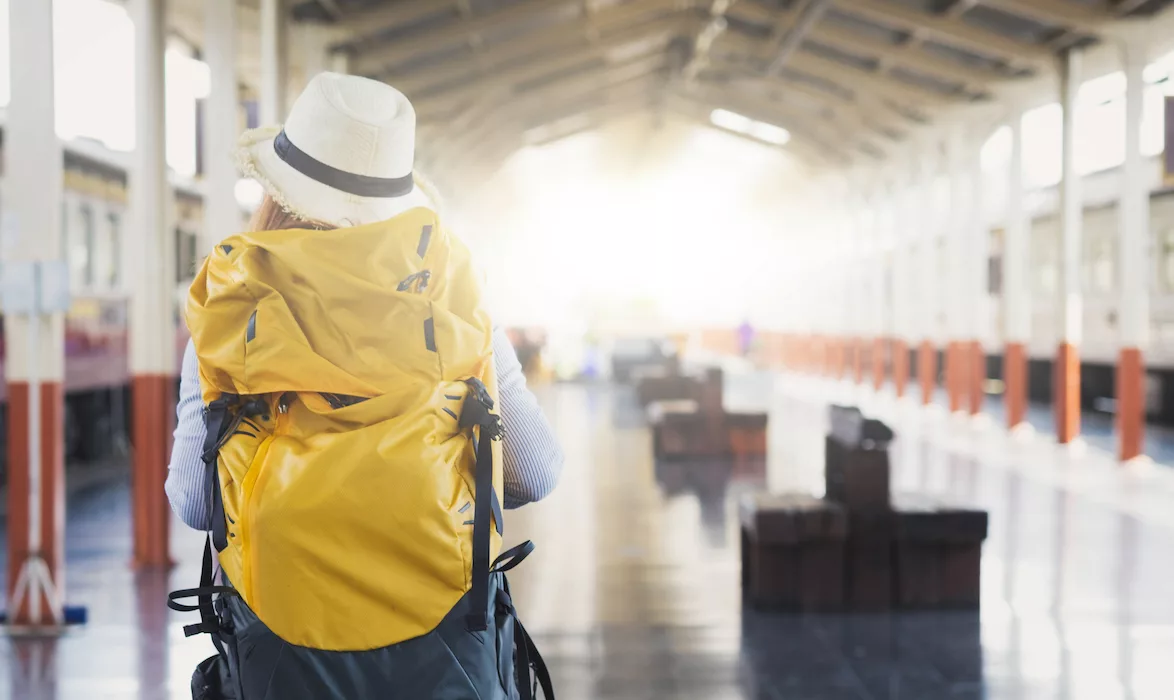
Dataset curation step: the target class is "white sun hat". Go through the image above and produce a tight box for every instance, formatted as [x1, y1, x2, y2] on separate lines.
[235, 72, 438, 228]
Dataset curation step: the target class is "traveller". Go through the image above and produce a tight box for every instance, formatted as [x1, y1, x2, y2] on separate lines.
[165, 72, 562, 700]
[738, 318, 755, 357]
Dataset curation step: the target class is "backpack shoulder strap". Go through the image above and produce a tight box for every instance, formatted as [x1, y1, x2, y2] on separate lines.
[460, 377, 505, 632]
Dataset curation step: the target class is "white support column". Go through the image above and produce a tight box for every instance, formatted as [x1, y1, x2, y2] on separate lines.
[1056, 47, 1084, 444]
[260, 0, 289, 124]
[4, 0, 67, 627]
[203, 0, 239, 253]
[916, 152, 940, 405]
[1117, 43, 1150, 461]
[969, 148, 988, 415]
[873, 189, 893, 391]
[1004, 107, 1031, 428]
[831, 197, 850, 380]
[330, 50, 352, 75]
[946, 129, 972, 413]
[298, 23, 329, 87]
[892, 174, 915, 397]
[852, 196, 872, 385]
[129, 0, 175, 567]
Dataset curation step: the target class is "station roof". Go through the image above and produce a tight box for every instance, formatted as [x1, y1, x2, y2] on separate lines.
[211, 0, 1174, 182]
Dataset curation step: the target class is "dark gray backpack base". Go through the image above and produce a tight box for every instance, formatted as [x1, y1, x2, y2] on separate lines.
[192, 572, 551, 700]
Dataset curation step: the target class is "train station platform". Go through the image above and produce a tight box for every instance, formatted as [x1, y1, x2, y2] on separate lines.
[4, 374, 1172, 700]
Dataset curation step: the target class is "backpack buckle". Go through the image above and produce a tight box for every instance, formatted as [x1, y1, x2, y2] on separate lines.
[459, 378, 505, 441]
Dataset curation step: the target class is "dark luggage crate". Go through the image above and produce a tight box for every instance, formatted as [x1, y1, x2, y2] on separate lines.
[824, 435, 890, 512]
[843, 511, 896, 612]
[635, 373, 699, 407]
[893, 494, 988, 610]
[740, 493, 847, 612]
[727, 411, 768, 458]
[649, 401, 707, 459]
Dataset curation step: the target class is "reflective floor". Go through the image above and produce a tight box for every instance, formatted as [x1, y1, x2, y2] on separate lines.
[3, 375, 1174, 699]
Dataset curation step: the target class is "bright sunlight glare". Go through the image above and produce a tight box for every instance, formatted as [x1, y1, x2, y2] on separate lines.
[461, 117, 811, 336]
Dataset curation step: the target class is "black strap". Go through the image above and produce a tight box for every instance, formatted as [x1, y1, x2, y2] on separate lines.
[462, 377, 505, 632]
[167, 535, 237, 637]
[516, 618, 556, 699]
[202, 396, 236, 553]
[273, 130, 415, 198]
[515, 613, 534, 700]
[491, 488, 504, 537]
[465, 425, 495, 632]
[491, 541, 534, 574]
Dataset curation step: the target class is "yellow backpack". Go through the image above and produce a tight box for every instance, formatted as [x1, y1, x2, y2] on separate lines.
[169, 208, 554, 700]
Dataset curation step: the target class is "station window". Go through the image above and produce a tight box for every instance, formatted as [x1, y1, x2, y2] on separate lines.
[60, 202, 67, 257]
[988, 255, 1002, 295]
[1037, 263, 1057, 295]
[65, 203, 95, 290]
[176, 228, 198, 283]
[106, 212, 121, 289]
[79, 204, 95, 288]
[1085, 238, 1113, 294]
[1162, 228, 1174, 291]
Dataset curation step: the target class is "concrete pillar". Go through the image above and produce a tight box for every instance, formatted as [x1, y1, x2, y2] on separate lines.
[917, 155, 939, 406]
[873, 194, 891, 392]
[260, 0, 289, 124]
[892, 178, 914, 399]
[331, 50, 352, 75]
[4, 0, 67, 626]
[1056, 48, 1083, 444]
[946, 130, 972, 414]
[130, 0, 175, 568]
[852, 202, 870, 386]
[203, 0, 239, 254]
[968, 154, 988, 416]
[1003, 108, 1030, 429]
[830, 200, 849, 380]
[1117, 44, 1150, 461]
[298, 23, 329, 87]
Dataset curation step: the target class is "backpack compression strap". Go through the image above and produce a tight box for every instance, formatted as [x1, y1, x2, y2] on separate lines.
[495, 568, 554, 700]
[460, 378, 505, 632]
[168, 393, 268, 638]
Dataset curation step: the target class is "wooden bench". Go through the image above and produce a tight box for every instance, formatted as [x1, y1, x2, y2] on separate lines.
[893, 494, 988, 610]
[648, 400, 710, 459]
[648, 367, 769, 461]
[633, 366, 698, 407]
[740, 493, 847, 611]
[825, 404, 892, 511]
[727, 411, 768, 458]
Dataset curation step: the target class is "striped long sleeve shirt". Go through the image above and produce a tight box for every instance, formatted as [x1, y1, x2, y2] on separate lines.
[165, 328, 564, 531]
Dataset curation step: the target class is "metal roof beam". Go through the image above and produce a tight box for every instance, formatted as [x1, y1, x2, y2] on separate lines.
[666, 94, 841, 167]
[765, 0, 834, 76]
[681, 0, 737, 84]
[978, 0, 1113, 33]
[409, 18, 682, 118]
[427, 56, 665, 132]
[337, 0, 457, 43]
[717, 4, 1011, 93]
[431, 86, 655, 169]
[719, 30, 959, 108]
[354, 0, 572, 75]
[785, 50, 961, 106]
[690, 82, 888, 158]
[834, 0, 1053, 66]
[384, 8, 690, 95]
[712, 58, 915, 138]
[805, 23, 1009, 87]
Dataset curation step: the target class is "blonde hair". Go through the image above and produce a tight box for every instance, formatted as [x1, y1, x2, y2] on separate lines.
[246, 171, 441, 232]
[248, 195, 334, 232]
